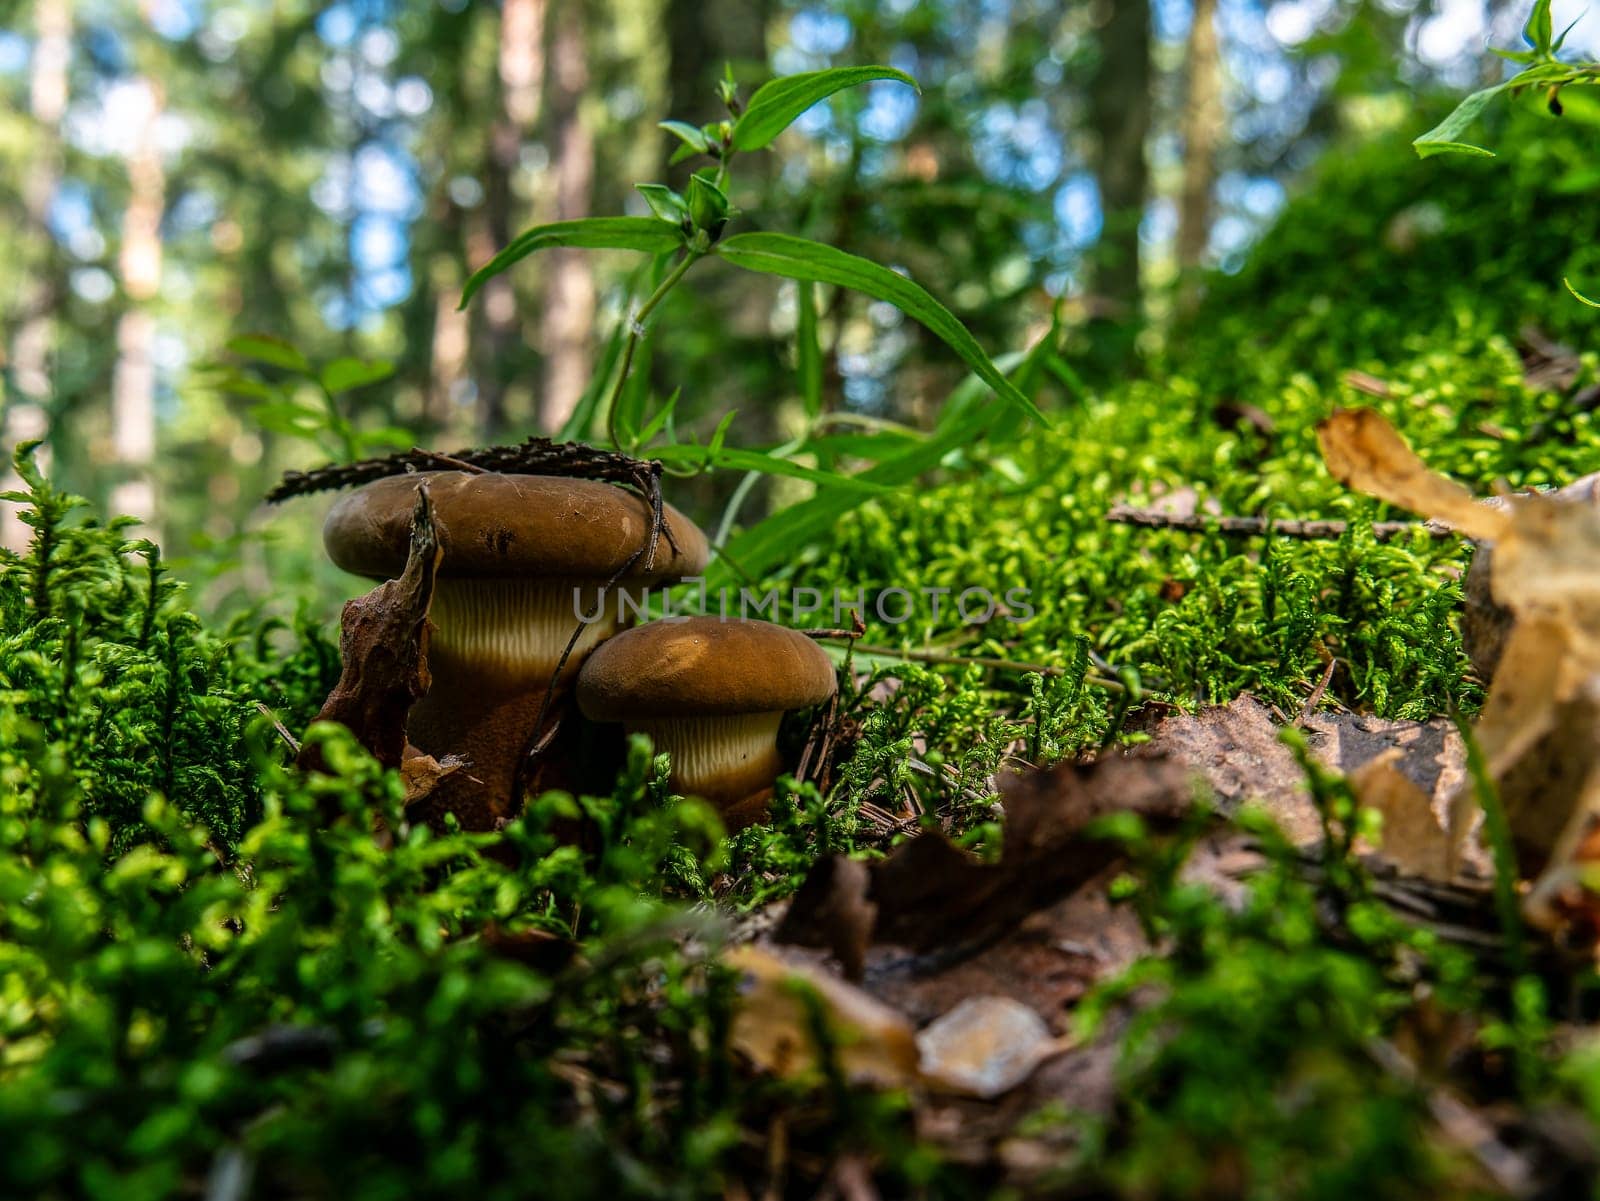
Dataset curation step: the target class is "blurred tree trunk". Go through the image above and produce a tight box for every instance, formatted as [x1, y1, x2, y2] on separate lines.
[1176, 0, 1221, 276]
[3, 0, 71, 551]
[1086, 0, 1151, 322]
[667, 0, 769, 123]
[537, 3, 595, 434]
[473, 0, 546, 439]
[426, 251, 471, 437]
[109, 78, 164, 534]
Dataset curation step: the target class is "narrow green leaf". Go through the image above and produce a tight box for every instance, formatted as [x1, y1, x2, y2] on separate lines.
[797, 279, 823, 419]
[1413, 84, 1506, 157]
[320, 357, 394, 395]
[1566, 277, 1600, 308]
[636, 183, 690, 225]
[652, 443, 890, 493]
[707, 410, 737, 458]
[1453, 713, 1527, 972]
[1525, 0, 1553, 53]
[710, 447, 892, 493]
[715, 232, 1047, 425]
[636, 388, 681, 447]
[614, 322, 657, 448]
[668, 142, 702, 166]
[217, 374, 283, 403]
[659, 119, 708, 152]
[1414, 62, 1600, 157]
[708, 352, 1029, 586]
[227, 334, 310, 374]
[801, 430, 921, 459]
[461, 217, 685, 308]
[558, 255, 663, 442]
[1554, 13, 1584, 51]
[732, 66, 920, 151]
[709, 404, 990, 586]
[363, 426, 417, 450]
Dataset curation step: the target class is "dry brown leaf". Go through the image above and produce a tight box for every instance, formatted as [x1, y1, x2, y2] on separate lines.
[1462, 472, 1600, 681]
[776, 756, 1195, 970]
[399, 748, 469, 807]
[915, 996, 1070, 1099]
[725, 945, 919, 1088]
[1351, 752, 1454, 882]
[1316, 408, 1509, 541]
[1319, 409, 1600, 950]
[1523, 767, 1600, 943]
[1448, 620, 1600, 876]
[1488, 494, 1600, 638]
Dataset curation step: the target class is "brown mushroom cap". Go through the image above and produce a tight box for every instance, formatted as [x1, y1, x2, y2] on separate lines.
[576, 617, 838, 721]
[323, 471, 709, 582]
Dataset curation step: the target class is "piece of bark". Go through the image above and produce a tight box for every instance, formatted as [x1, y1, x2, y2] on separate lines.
[1135, 695, 1468, 856]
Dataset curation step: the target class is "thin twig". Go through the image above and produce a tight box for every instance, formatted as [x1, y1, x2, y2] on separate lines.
[408, 447, 487, 474]
[268, 438, 679, 572]
[1296, 656, 1338, 726]
[822, 640, 1126, 690]
[1106, 503, 1451, 541]
[802, 614, 866, 642]
[255, 702, 301, 754]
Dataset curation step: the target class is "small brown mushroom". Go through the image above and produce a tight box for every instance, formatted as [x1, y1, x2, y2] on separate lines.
[323, 471, 708, 828]
[575, 616, 838, 828]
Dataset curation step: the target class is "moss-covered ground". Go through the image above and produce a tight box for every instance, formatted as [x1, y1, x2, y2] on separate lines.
[7, 109, 1600, 1198]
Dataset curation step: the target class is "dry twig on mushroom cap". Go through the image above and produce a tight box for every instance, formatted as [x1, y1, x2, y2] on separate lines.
[267, 436, 681, 572]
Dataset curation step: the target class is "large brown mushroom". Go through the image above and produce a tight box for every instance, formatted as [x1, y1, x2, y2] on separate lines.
[324, 471, 708, 828]
[575, 616, 838, 828]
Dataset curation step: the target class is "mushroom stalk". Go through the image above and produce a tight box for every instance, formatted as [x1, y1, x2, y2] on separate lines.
[633, 712, 785, 807]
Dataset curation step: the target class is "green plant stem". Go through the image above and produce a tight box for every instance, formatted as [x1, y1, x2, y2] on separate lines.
[845, 641, 1126, 690]
[318, 385, 360, 462]
[713, 433, 806, 547]
[606, 251, 703, 450]
[1453, 710, 1528, 975]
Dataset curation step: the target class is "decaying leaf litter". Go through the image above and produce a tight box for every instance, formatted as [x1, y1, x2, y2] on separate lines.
[293, 413, 1600, 1192]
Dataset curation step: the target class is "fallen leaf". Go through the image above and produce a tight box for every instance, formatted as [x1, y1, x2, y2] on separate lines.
[777, 756, 1195, 970]
[1318, 408, 1600, 949]
[1448, 620, 1600, 876]
[780, 854, 876, 981]
[1523, 785, 1600, 946]
[1351, 751, 1454, 882]
[1462, 472, 1600, 681]
[724, 945, 919, 1088]
[1486, 494, 1600, 645]
[1316, 408, 1509, 541]
[916, 995, 1069, 1099]
[399, 748, 469, 806]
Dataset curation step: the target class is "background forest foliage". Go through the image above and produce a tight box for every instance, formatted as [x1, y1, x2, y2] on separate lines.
[2, 0, 1589, 612]
[7, 0, 1600, 1197]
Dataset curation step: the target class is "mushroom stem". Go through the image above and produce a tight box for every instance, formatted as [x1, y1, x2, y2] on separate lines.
[426, 577, 641, 683]
[404, 576, 644, 830]
[632, 711, 785, 812]
[407, 681, 554, 830]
